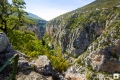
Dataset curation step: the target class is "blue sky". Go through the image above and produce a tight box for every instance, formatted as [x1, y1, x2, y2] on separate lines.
[13, 0, 95, 21]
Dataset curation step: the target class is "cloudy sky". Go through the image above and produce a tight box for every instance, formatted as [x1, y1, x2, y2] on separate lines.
[24, 0, 94, 21]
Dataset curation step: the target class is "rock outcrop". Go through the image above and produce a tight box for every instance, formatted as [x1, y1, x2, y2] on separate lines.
[24, 13, 47, 39]
[0, 32, 16, 80]
[34, 56, 55, 76]
[0, 32, 15, 66]
[0, 32, 10, 52]
[16, 71, 53, 80]
[16, 53, 54, 80]
[24, 21, 46, 40]
[0, 32, 55, 80]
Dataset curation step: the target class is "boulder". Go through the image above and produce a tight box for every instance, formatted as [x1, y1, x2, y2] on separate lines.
[17, 51, 31, 70]
[34, 56, 54, 76]
[0, 32, 11, 52]
[0, 32, 16, 80]
[0, 32, 15, 66]
[16, 52, 54, 80]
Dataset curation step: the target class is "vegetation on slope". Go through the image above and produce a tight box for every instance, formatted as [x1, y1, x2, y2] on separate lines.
[25, 12, 46, 24]
[7, 30, 69, 72]
[46, 0, 120, 78]
[0, 0, 68, 72]
[49, 0, 119, 32]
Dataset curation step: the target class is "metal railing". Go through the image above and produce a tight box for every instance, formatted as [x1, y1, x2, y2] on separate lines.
[0, 54, 19, 80]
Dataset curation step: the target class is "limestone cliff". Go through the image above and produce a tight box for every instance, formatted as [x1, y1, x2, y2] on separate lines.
[21, 13, 47, 39]
[46, 0, 120, 57]
[25, 20, 46, 39]
[46, 0, 120, 79]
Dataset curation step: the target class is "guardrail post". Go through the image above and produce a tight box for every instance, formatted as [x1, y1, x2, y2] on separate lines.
[7, 54, 19, 80]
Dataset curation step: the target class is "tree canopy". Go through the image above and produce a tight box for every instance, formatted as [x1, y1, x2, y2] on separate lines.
[0, 0, 33, 34]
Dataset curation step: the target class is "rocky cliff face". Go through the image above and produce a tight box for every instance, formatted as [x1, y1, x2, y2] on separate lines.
[46, 0, 120, 79]
[46, 0, 120, 57]
[25, 20, 46, 39]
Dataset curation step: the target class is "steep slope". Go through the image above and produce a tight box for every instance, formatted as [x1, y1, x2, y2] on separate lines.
[46, 0, 120, 57]
[46, 0, 120, 79]
[27, 13, 44, 20]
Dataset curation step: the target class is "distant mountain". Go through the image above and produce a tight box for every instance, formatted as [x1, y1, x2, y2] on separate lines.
[28, 13, 44, 20]
[24, 12, 46, 23]
[24, 12, 47, 39]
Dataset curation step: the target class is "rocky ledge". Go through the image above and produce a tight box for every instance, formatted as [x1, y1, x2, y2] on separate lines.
[0, 32, 58, 80]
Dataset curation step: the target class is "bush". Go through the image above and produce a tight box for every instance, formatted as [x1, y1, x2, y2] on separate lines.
[8, 30, 69, 72]
[86, 73, 92, 80]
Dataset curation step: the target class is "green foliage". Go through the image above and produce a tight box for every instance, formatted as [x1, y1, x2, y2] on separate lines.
[24, 13, 44, 24]
[49, 47, 69, 72]
[86, 73, 92, 80]
[0, 0, 34, 33]
[7, 30, 36, 51]
[76, 57, 85, 66]
[88, 65, 93, 71]
[8, 30, 69, 72]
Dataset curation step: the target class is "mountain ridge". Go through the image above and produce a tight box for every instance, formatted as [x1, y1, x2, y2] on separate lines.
[28, 12, 45, 20]
[45, 0, 120, 79]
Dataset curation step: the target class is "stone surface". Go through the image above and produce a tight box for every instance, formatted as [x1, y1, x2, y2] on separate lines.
[85, 40, 120, 73]
[16, 71, 53, 80]
[25, 20, 46, 40]
[0, 32, 15, 66]
[34, 56, 54, 76]
[0, 33, 55, 80]
[17, 51, 31, 71]
[64, 64, 86, 80]
[0, 32, 11, 52]
[46, 11, 106, 57]
[0, 32, 16, 80]
[16, 53, 55, 80]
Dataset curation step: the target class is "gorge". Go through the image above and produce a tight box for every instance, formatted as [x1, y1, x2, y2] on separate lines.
[0, 0, 120, 80]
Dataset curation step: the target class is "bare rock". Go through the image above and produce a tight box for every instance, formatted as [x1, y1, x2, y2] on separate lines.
[35, 56, 54, 76]
[0, 32, 15, 66]
[16, 71, 53, 80]
[0, 32, 11, 52]
[16, 53, 54, 80]
[65, 64, 86, 80]
[16, 50, 34, 71]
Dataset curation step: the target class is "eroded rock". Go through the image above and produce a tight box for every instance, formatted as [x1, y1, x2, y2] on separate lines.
[0, 32, 15, 66]
[0, 32, 10, 52]
[35, 56, 54, 76]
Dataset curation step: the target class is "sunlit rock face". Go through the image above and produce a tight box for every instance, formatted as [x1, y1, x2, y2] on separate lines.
[45, 0, 120, 79]
[35, 55, 55, 76]
[86, 40, 120, 73]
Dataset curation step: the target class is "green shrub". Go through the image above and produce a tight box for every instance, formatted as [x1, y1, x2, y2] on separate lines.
[86, 73, 92, 80]
[8, 30, 69, 72]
